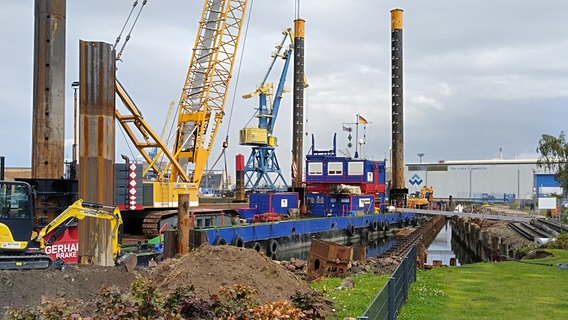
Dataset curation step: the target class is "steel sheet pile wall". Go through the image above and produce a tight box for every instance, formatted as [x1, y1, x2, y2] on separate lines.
[389, 9, 408, 204]
[292, 18, 305, 189]
[78, 41, 116, 266]
[32, 0, 66, 179]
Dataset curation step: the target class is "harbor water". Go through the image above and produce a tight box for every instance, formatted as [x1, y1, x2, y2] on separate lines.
[427, 220, 484, 266]
[276, 235, 398, 261]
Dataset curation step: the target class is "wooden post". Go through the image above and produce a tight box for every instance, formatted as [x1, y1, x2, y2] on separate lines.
[177, 194, 190, 254]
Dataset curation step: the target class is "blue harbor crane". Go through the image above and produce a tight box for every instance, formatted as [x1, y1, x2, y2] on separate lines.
[239, 29, 293, 191]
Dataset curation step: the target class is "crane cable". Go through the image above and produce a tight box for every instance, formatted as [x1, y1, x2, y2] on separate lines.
[113, 1, 152, 165]
[224, 0, 255, 140]
[114, 0, 149, 61]
[113, 1, 138, 49]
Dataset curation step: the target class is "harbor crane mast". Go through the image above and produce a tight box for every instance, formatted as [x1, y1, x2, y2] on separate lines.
[114, 0, 248, 234]
[239, 29, 293, 191]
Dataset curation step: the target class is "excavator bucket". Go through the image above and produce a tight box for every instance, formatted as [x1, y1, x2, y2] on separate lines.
[116, 253, 138, 272]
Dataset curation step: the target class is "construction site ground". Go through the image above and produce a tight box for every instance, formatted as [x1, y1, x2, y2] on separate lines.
[470, 204, 536, 249]
[0, 244, 332, 317]
[0, 205, 541, 315]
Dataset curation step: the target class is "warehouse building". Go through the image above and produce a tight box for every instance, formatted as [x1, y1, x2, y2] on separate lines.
[404, 159, 563, 203]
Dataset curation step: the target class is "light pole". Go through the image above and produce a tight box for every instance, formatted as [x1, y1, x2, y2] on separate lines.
[469, 167, 473, 200]
[417, 152, 425, 164]
[71, 81, 80, 180]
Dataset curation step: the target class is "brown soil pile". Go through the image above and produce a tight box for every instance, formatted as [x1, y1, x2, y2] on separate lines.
[0, 245, 322, 315]
[151, 244, 315, 303]
[0, 264, 137, 312]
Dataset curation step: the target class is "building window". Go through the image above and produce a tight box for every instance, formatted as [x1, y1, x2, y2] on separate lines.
[308, 162, 323, 175]
[359, 198, 371, 208]
[348, 161, 364, 175]
[328, 162, 343, 175]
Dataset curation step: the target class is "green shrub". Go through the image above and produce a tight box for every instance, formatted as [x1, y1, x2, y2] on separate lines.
[510, 245, 535, 260]
[545, 231, 568, 249]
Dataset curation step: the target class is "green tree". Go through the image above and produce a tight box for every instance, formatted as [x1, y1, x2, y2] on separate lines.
[537, 131, 568, 192]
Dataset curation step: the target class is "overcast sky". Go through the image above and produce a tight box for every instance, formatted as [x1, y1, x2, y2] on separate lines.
[1, 1, 567, 178]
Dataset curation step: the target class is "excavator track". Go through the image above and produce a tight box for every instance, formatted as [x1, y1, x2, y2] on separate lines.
[0, 254, 53, 270]
[141, 210, 178, 237]
[134, 203, 245, 237]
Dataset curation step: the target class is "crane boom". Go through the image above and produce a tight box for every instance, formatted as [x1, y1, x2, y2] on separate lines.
[172, 0, 248, 187]
[115, 0, 248, 209]
[239, 29, 293, 191]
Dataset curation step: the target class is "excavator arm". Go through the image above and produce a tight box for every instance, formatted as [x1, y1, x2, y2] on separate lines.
[33, 199, 123, 259]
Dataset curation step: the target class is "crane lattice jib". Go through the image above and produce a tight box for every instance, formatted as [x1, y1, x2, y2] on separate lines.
[171, 0, 248, 184]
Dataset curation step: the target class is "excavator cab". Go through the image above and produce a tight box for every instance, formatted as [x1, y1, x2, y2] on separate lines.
[1, 181, 141, 270]
[0, 181, 53, 269]
[0, 181, 35, 252]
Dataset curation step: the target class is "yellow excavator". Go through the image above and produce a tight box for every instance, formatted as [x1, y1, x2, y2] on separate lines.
[407, 186, 434, 209]
[0, 180, 137, 271]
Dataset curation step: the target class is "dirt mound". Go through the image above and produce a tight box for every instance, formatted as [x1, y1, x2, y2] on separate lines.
[0, 245, 326, 317]
[523, 249, 554, 260]
[151, 244, 315, 303]
[0, 264, 137, 312]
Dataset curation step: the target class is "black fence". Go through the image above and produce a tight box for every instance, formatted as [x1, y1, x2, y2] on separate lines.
[358, 245, 417, 320]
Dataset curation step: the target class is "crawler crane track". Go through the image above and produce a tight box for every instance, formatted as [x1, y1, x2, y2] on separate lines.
[141, 210, 178, 237]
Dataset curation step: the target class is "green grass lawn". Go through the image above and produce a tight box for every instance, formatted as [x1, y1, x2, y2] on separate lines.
[310, 273, 390, 319]
[398, 249, 568, 320]
[311, 250, 568, 319]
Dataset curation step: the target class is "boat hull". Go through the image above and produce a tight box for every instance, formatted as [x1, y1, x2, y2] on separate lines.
[192, 212, 416, 256]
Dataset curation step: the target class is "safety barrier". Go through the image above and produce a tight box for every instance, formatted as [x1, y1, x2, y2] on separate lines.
[357, 245, 417, 320]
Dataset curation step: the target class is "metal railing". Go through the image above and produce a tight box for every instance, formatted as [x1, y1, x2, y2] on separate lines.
[358, 245, 417, 320]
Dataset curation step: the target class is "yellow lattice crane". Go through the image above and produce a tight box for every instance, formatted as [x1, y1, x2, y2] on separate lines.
[115, 0, 248, 235]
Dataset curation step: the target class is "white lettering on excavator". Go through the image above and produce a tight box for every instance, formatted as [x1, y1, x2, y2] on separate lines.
[45, 243, 78, 259]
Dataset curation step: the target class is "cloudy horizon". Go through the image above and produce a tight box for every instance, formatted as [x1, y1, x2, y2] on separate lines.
[1, 1, 566, 179]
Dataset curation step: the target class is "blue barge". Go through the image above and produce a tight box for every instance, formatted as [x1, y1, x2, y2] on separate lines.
[194, 211, 415, 257]
[186, 134, 417, 256]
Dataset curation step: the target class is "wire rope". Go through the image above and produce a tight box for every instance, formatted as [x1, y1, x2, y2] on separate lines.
[113, 0, 139, 49]
[208, 0, 255, 190]
[116, 0, 149, 61]
[224, 0, 255, 139]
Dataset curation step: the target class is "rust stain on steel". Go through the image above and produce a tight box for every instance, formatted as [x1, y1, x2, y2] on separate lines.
[32, 0, 66, 179]
[307, 239, 353, 281]
[292, 18, 305, 189]
[177, 195, 190, 254]
[78, 41, 116, 266]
